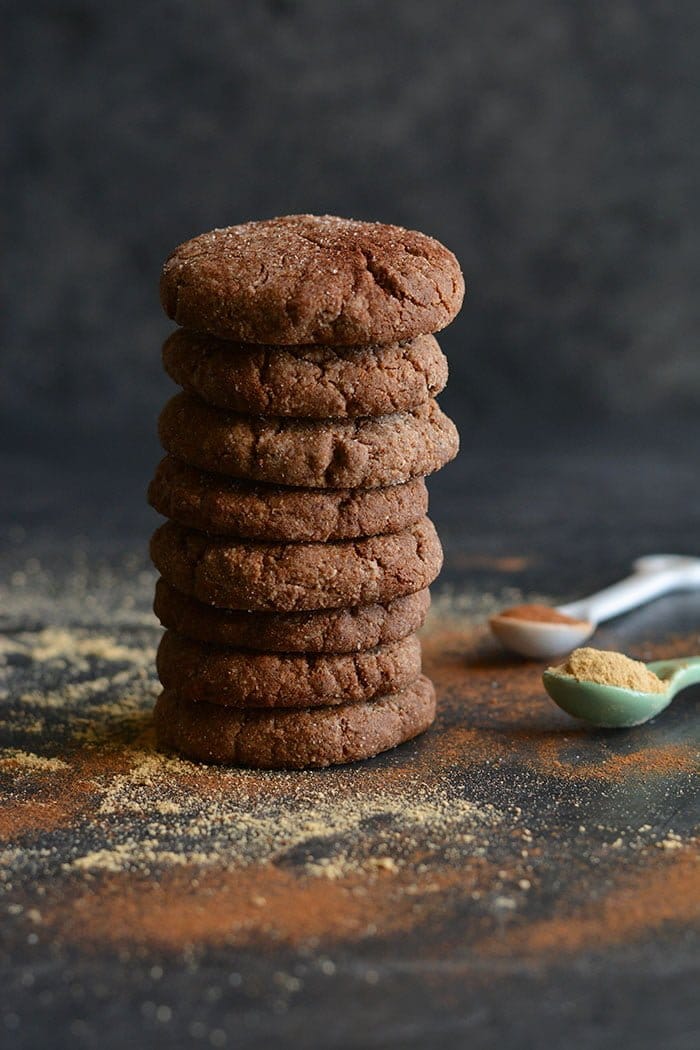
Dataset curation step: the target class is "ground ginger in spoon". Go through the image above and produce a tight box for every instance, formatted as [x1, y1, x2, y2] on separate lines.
[550, 647, 667, 693]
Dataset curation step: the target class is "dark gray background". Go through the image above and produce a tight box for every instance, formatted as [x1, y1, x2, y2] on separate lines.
[3, 0, 700, 471]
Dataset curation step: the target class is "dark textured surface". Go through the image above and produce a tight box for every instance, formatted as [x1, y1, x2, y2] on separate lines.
[1, 440, 699, 1050]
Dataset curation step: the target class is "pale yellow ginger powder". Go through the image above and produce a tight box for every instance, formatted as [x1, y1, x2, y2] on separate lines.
[551, 647, 667, 693]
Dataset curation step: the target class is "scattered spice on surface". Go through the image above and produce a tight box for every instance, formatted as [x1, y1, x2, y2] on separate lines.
[551, 647, 667, 693]
[478, 852, 700, 958]
[0, 627, 152, 670]
[1, 607, 697, 956]
[0, 749, 70, 773]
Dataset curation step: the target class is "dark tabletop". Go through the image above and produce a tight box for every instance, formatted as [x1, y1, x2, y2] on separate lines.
[1, 432, 698, 1050]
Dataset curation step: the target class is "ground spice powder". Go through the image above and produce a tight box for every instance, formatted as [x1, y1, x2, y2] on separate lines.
[553, 647, 667, 693]
[496, 604, 585, 625]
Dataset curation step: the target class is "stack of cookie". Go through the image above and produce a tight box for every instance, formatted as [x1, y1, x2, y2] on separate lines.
[148, 215, 463, 769]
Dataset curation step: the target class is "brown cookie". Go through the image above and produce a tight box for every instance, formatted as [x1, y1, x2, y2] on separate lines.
[153, 579, 431, 653]
[149, 518, 442, 612]
[158, 393, 459, 489]
[154, 674, 436, 768]
[162, 330, 448, 418]
[160, 215, 464, 345]
[156, 630, 421, 708]
[148, 457, 428, 541]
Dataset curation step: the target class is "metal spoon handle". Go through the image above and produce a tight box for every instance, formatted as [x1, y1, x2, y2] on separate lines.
[559, 555, 700, 625]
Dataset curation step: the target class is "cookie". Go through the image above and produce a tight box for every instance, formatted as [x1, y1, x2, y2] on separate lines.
[160, 215, 464, 345]
[148, 457, 428, 541]
[149, 518, 442, 612]
[153, 579, 431, 653]
[162, 330, 448, 418]
[154, 675, 436, 768]
[156, 630, 421, 708]
[158, 393, 459, 489]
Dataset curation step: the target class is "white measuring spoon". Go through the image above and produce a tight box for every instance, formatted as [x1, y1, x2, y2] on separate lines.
[489, 554, 700, 659]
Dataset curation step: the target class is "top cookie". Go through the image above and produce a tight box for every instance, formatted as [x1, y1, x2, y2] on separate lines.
[160, 214, 464, 345]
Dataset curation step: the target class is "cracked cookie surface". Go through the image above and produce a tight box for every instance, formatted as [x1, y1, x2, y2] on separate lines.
[160, 215, 464, 345]
[148, 457, 428, 540]
[162, 330, 448, 417]
[155, 674, 436, 768]
[153, 579, 431, 653]
[156, 630, 422, 708]
[149, 518, 442, 612]
[158, 393, 458, 489]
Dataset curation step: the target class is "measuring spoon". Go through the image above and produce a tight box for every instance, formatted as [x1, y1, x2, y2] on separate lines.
[489, 554, 700, 659]
[542, 656, 700, 728]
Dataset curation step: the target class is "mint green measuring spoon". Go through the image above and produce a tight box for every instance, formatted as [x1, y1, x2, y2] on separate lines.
[543, 657, 700, 728]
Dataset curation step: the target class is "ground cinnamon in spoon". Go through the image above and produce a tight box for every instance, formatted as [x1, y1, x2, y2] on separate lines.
[551, 647, 667, 693]
[496, 603, 585, 625]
